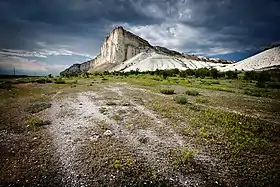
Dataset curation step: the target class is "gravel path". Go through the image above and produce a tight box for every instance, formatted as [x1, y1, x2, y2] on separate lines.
[47, 87, 219, 186]
[48, 92, 107, 186]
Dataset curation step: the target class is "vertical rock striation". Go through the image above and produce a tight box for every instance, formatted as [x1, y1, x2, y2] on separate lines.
[60, 27, 153, 75]
[60, 26, 236, 76]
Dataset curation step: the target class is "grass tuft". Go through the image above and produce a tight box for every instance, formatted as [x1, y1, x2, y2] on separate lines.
[174, 96, 188, 105]
[173, 145, 196, 168]
[25, 117, 51, 131]
[185, 90, 199, 96]
[160, 89, 175, 95]
[26, 102, 52, 114]
[54, 78, 66, 84]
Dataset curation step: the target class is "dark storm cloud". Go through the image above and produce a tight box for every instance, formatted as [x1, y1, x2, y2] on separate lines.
[1, 0, 279, 52]
[0, 0, 279, 74]
[0, 0, 159, 50]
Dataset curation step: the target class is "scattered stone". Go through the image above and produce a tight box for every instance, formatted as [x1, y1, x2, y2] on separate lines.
[99, 107, 107, 114]
[103, 130, 113, 136]
[138, 136, 149, 144]
[121, 102, 130, 106]
[90, 135, 100, 142]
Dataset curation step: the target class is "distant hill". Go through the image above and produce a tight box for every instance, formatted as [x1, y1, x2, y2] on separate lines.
[223, 46, 280, 71]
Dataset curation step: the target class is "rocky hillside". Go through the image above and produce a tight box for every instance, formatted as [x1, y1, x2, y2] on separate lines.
[224, 46, 280, 71]
[61, 27, 232, 75]
[61, 27, 153, 76]
[61, 26, 280, 75]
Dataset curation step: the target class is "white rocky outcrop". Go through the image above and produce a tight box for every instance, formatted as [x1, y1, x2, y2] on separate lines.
[61, 27, 153, 75]
[61, 27, 280, 75]
[223, 46, 280, 71]
[98, 27, 152, 66]
[111, 52, 226, 72]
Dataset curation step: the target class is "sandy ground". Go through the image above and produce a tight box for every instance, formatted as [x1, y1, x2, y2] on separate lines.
[47, 85, 223, 186]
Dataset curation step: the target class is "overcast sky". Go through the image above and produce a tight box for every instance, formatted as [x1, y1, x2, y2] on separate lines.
[0, 0, 279, 75]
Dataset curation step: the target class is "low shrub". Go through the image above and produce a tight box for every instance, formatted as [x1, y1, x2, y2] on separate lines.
[152, 77, 161, 81]
[35, 77, 52, 84]
[25, 117, 51, 131]
[185, 90, 199, 96]
[25, 102, 52, 114]
[174, 96, 188, 104]
[160, 89, 175, 95]
[54, 79, 66, 84]
[173, 145, 196, 168]
[69, 80, 78, 84]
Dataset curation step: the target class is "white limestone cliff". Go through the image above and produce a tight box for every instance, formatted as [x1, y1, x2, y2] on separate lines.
[61, 27, 154, 75]
[62, 26, 278, 75]
[98, 27, 152, 66]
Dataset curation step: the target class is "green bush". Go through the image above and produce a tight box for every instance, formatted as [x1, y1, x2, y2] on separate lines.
[185, 90, 199, 96]
[173, 145, 196, 168]
[225, 71, 238, 79]
[195, 68, 211, 78]
[210, 68, 219, 79]
[174, 96, 188, 104]
[244, 71, 259, 81]
[35, 77, 52, 84]
[54, 79, 66, 84]
[160, 89, 175, 95]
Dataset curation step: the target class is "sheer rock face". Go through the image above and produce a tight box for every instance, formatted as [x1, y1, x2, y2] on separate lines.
[60, 27, 153, 75]
[99, 27, 152, 65]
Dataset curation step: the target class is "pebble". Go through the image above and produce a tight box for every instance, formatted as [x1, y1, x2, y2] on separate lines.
[90, 135, 100, 141]
[104, 130, 113, 136]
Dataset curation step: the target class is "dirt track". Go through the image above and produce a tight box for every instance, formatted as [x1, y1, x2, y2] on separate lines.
[1, 82, 279, 187]
[47, 85, 222, 186]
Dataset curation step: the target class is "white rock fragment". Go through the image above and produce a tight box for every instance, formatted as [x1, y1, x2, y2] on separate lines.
[103, 130, 113, 136]
[90, 135, 100, 141]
